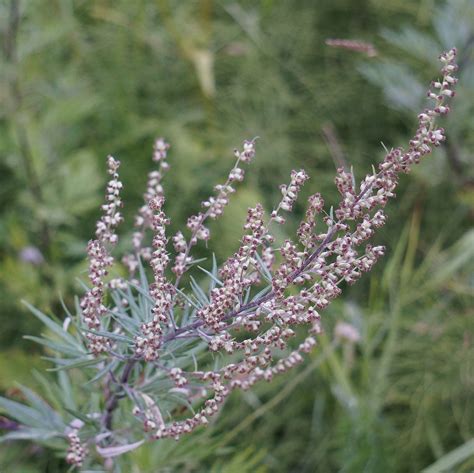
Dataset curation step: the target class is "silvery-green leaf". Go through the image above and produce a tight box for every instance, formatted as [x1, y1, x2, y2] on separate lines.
[84, 359, 119, 386]
[22, 301, 83, 350]
[117, 286, 143, 322]
[45, 356, 100, 371]
[31, 371, 63, 412]
[23, 335, 84, 356]
[250, 285, 271, 304]
[190, 276, 209, 305]
[254, 252, 272, 282]
[0, 428, 59, 442]
[96, 439, 144, 458]
[175, 288, 201, 310]
[197, 265, 223, 287]
[16, 384, 65, 429]
[64, 408, 98, 427]
[58, 371, 77, 411]
[0, 397, 44, 428]
[381, 27, 441, 65]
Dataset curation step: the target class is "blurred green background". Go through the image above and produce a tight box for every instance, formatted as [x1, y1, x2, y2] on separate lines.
[0, 0, 473, 471]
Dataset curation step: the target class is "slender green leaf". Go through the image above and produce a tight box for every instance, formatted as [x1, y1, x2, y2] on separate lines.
[22, 301, 83, 350]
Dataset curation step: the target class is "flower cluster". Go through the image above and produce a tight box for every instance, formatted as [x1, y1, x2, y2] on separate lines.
[134, 197, 175, 361]
[271, 169, 309, 224]
[297, 193, 325, 249]
[80, 156, 123, 354]
[66, 427, 87, 468]
[71, 49, 458, 460]
[197, 203, 267, 331]
[172, 139, 256, 277]
[123, 138, 171, 276]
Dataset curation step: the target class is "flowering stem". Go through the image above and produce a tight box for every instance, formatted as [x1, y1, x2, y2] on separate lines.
[63, 48, 457, 455]
[173, 152, 245, 289]
[163, 228, 337, 343]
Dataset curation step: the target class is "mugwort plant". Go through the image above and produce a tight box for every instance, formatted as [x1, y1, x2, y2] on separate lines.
[0, 49, 458, 469]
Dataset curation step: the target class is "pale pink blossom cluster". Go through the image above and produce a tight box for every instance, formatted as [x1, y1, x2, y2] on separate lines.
[270, 169, 309, 225]
[297, 193, 325, 249]
[172, 139, 256, 277]
[134, 197, 175, 361]
[195, 204, 267, 331]
[66, 428, 88, 467]
[78, 49, 457, 447]
[81, 156, 123, 354]
[325, 38, 378, 57]
[123, 138, 171, 276]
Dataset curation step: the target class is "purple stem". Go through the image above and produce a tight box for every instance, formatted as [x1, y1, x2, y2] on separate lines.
[0, 417, 20, 431]
[102, 360, 136, 432]
[163, 227, 337, 343]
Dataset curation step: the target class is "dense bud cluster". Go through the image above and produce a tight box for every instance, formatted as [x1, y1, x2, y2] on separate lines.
[123, 138, 171, 276]
[172, 139, 257, 278]
[134, 197, 175, 361]
[81, 156, 123, 354]
[66, 427, 87, 468]
[96, 156, 123, 244]
[270, 169, 309, 225]
[297, 193, 325, 249]
[197, 204, 267, 331]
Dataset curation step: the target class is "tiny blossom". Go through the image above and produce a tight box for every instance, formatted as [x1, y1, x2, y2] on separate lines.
[297, 193, 325, 248]
[335, 322, 361, 343]
[234, 139, 256, 163]
[19, 246, 44, 265]
[169, 367, 187, 387]
[172, 231, 187, 253]
[153, 137, 170, 162]
[108, 278, 128, 290]
[277, 169, 309, 213]
[197, 204, 267, 331]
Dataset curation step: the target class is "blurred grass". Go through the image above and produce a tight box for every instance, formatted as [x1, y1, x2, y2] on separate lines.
[0, 0, 472, 471]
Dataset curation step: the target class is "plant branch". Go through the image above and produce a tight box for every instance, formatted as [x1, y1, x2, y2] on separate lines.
[102, 360, 136, 432]
[164, 227, 337, 343]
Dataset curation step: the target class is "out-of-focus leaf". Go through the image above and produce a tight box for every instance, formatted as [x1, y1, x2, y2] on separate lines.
[23, 335, 83, 356]
[96, 439, 144, 458]
[358, 61, 424, 112]
[0, 397, 44, 428]
[380, 27, 441, 64]
[0, 428, 60, 443]
[45, 356, 100, 371]
[422, 438, 474, 473]
[22, 301, 83, 350]
[16, 384, 65, 429]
